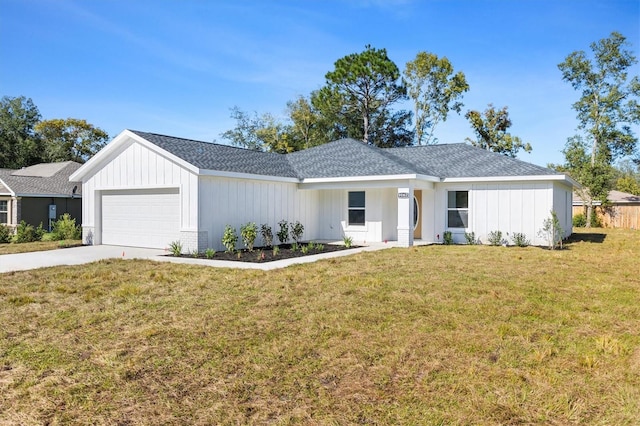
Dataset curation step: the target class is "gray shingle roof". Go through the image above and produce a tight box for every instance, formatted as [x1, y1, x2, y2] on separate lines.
[287, 138, 417, 178]
[384, 143, 560, 178]
[130, 131, 561, 181]
[131, 131, 298, 178]
[0, 161, 82, 197]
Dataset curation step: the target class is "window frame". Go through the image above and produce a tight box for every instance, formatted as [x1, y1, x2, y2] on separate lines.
[447, 190, 469, 229]
[0, 199, 8, 224]
[347, 191, 366, 227]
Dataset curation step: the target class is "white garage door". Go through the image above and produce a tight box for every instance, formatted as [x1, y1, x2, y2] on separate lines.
[102, 188, 180, 249]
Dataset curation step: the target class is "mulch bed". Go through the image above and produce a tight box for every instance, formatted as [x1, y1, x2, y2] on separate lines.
[170, 243, 360, 263]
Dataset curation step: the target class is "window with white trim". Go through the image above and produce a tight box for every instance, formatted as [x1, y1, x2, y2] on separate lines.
[348, 191, 365, 226]
[0, 200, 7, 224]
[447, 191, 468, 228]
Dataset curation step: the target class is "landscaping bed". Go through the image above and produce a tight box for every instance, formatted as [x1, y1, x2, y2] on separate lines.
[169, 243, 360, 263]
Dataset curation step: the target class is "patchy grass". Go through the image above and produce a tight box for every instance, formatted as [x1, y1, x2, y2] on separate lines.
[0, 228, 638, 424]
[0, 239, 82, 255]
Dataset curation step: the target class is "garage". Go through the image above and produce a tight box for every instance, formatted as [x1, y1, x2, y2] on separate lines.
[101, 188, 180, 249]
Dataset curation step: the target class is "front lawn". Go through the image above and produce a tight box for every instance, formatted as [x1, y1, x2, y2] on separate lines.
[0, 239, 83, 255]
[1, 228, 638, 424]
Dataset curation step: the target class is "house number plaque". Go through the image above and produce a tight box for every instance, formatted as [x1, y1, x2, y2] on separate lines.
[398, 192, 409, 199]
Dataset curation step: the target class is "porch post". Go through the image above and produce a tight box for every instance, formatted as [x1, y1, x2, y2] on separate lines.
[397, 187, 414, 247]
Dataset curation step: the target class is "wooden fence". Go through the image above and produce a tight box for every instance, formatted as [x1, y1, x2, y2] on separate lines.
[573, 205, 640, 229]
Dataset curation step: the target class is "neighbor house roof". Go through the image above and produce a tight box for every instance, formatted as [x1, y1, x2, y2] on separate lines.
[0, 161, 82, 197]
[573, 190, 640, 205]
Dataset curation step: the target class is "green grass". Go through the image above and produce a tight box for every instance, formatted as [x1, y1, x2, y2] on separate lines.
[0, 239, 82, 255]
[1, 229, 638, 424]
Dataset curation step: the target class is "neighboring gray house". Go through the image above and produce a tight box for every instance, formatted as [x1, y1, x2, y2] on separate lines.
[70, 130, 576, 251]
[0, 161, 82, 230]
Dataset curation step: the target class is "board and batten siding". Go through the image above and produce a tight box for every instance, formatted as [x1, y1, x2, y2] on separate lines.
[198, 176, 320, 251]
[432, 181, 571, 246]
[81, 140, 198, 246]
[317, 188, 398, 243]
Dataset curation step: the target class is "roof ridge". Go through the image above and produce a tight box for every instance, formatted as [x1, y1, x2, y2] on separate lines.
[129, 129, 285, 155]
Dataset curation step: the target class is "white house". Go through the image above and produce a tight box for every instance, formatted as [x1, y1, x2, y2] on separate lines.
[69, 130, 576, 251]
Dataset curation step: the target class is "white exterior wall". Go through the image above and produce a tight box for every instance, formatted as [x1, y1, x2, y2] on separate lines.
[80, 140, 199, 249]
[317, 188, 397, 244]
[553, 182, 574, 239]
[198, 176, 320, 251]
[433, 181, 563, 246]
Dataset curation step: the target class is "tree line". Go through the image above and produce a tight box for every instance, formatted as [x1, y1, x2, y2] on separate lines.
[0, 96, 109, 168]
[551, 31, 640, 225]
[220, 45, 530, 157]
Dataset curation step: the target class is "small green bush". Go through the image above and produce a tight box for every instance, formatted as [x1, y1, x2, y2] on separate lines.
[240, 222, 258, 251]
[260, 224, 273, 248]
[343, 236, 353, 248]
[573, 214, 587, 227]
[301, 245, 309, 254]
[290, 221, 304, 244]
[272, 245, 280, 257]
[168, 240, 183, 256]
[487, 230, 503, 246]
[315, 242, 324, 251]
[464, 231, 477, 245]
[222, 225, 238, 253]
[442, 231, 453, 245]
[277, 220, 289, 245]
[51, 213, 81, 240]
[14, 221, 45, 243]
[204, 248, 215, 259]
[0, 223, 12, 244]
[509, 232, 530, 247]
[590, 211, 602, 228]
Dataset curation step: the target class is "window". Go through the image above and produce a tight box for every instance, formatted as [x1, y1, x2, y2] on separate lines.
[0, 200, 7, 224]
[447, 191, 468, 228]
[348, 191, 365, 226]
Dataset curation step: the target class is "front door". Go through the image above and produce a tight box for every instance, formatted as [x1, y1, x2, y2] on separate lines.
[413, 190, 422, 239]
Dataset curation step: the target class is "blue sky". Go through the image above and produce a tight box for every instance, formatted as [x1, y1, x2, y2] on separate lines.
[1, 0, 638, 167]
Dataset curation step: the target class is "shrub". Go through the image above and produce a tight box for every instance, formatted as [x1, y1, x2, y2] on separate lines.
[290, 221, 304, 244]
[51, 213, 81, 240]
[509, 232, 530, 247]
[272, 245, 280, 257]
[222, 225, 238, 253]
[277, 220, 289, 244]
[168, 240, 183, 256]
[314, 242, 324, 251]
[301, 245, 309, 254]
[538, 210, 564, 250]
[14, 221, 45, 243]
[291, 242, 299, 252]
[464, 231, 477, 245]
[343, 236, 353, 248]
[487, 230, 503, 246]
[442, 231, 453, 245]
[240, 222, 258, 251]
[204, 248, 215, 259]
[590, 210, 602, 228]
[573, 213, 587, 227]
[260, 224, 273, 248]
[307, 241, 315, 252]
[0, 223, 12, 244]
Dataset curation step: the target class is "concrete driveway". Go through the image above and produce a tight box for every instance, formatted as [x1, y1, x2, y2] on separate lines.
[0, 245, 165, 273]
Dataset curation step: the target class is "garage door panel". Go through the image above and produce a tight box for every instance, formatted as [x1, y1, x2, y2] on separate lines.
[102, 188, 180, 249]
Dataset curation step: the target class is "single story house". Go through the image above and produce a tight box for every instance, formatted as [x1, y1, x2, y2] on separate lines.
[0, 161, 82, 231]
[70, 130, 576, 251]
[573, 190, 640, 229]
